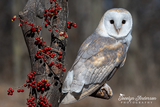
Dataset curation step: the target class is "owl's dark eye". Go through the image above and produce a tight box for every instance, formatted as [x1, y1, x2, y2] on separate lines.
[110, 20, 114, 24]
[122, 20, 126, 24]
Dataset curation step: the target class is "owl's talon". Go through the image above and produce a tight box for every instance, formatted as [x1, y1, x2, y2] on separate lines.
[100, 83, 113, 99]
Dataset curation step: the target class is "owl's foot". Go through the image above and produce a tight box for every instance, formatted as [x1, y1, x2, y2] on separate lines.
[90, 83, 113, 100]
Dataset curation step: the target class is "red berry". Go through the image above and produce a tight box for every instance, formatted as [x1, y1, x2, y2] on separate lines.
[29, 75, 33, 79]
[41, 87, 45, 91]
[48, 28, 51, 31]
[47, 83, 50, 86]
[29, 103, 32, 106]
[46, 51, 51, 55]
[62, 68, 66, 72]
[44, 58, 47, 61]
[58, 7, 62, 10]
[37, 51, 40, 54]
[35, 54, 38, 58]
[67, 24, 71, 29]
[31, 26, 36, 32]
[24, 84, 27, 87]
[9, 93, 13, 95]
[26, 102, 29, 105]
[44, 47, 48, 52]
[39, 40, 42, 44]
[11, 89, 14, 92]
[49, 104, 52, 107]
[42, 103, 46, 106]
[17, 89, 20, 92]
[12, 16, 16, 21]
[44, 9, 48, 13]
[50, 62, 55, 66]
[70, 21, 73, 24]
[48, 12, 51, 16]
[26, 80, 30, 83]
[50, 0, 53, 4]
[29, 83, 32, 86]
[59, 52, 63, 55]
[30, 72, 34, 76]
[45, 19, 50, 25]
[48, 47, 51, 50]
[30, 23, 34, 26]
[19, 23, 22, 26]
[33, 103, 36, 106]
[21, 89, 24, 92]
[45, 23, 48, 27]
[24, 20, 27, 23]
[73, 23, 77, 28]
[54, 11, 58, 15]
[67, 21, 70, 24]
[58, 56, 62, 59]
[40, 102, 43, 105]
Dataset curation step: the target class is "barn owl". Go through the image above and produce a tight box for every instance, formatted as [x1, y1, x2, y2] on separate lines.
[61, 8, 133, 104]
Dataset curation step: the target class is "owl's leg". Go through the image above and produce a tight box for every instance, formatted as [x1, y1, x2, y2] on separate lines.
[90, 83, 113, 99]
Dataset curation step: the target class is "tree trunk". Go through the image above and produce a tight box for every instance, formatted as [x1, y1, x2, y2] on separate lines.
[19, 0, 68, 107]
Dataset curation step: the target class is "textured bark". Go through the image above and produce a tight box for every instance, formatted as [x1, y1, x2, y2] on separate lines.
[19, 0, 68, 107]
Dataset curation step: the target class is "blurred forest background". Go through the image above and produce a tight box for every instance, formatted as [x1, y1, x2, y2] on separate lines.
[0, 0, 160, 107]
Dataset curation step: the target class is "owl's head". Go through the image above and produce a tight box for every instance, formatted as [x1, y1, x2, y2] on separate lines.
[97, 8, 133, 39]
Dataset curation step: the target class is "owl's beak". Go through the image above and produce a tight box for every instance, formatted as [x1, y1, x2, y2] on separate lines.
[114, 22, 121, 34]
[115, 28, 121, 34]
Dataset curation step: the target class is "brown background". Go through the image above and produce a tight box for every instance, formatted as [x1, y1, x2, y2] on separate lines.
[0, 0, 160, 107]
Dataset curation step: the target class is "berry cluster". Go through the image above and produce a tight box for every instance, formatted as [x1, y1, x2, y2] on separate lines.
[37, 79, 50, 91]
[35, 38, 46, 46]
[7, 88, 14, 95]
[7, 87, 25, 95]
[39, 96, 52, 107]
[25, 72, 51, 92]
[67, 21, 77, 29]
[34, 37, 66, 72]
[17, 89, 24, 93]
[26, 96, 36, 107]
[59, 31, 67, 38]
[44, 1, 62, 32]
[25, 72, 36, 88]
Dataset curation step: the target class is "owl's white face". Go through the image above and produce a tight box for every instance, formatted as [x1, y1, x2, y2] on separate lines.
[101, 9, 132, 39]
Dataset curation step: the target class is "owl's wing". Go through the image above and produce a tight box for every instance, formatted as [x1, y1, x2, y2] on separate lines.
[70, 33, 127, 93]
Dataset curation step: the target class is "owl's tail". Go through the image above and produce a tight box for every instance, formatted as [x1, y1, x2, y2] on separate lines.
[62, 70, 73, 93]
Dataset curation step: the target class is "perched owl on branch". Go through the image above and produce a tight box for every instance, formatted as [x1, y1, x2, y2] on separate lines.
[61, 8, 133, 104]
